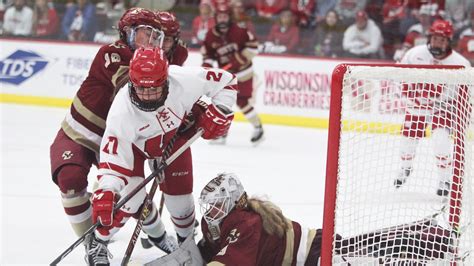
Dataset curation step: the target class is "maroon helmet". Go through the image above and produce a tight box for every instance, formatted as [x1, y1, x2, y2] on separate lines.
[129, 47, 169, 111]
[156, 11, 180, 38]
[118, 7, 162, 47]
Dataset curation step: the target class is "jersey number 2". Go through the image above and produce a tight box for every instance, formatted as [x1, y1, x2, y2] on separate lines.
[206, 71, 222, 82]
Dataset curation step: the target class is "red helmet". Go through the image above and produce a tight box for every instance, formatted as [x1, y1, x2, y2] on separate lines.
[215, 3, 231, 15]
[129, 47, 168, 88]
[428, 20, 453, 40]
[156, 11, 180, 37]
[118, 8, 161, 35]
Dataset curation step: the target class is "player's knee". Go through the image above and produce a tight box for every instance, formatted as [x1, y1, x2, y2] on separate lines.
[56, 164, 89, 195]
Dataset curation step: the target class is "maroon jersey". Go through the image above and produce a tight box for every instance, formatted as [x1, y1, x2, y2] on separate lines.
[200, 209, 318, 266]
[61, 40, 133, 154]
[168, 39, 189, 66]
[201, 24, 258, 81]
[61, 39, 189, 154]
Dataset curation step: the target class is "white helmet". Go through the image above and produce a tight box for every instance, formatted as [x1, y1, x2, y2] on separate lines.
[199, 173, 246, 240]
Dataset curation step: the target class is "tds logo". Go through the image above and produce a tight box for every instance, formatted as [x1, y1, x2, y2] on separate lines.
[0, 50, 49, 85]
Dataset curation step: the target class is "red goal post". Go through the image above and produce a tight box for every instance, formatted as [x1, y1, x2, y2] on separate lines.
[321, 64, 474, 265]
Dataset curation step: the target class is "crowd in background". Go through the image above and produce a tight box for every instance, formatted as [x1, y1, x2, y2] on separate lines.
[1, 0, 473, 64]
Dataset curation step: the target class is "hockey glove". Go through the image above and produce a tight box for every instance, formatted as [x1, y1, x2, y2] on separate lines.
[92, 189, 116, 226]
[178, 100, 208, 140]
[197, 104, 234, 140]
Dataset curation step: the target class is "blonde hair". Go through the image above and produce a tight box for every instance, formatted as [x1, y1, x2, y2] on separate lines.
[246, 197, 290, 238]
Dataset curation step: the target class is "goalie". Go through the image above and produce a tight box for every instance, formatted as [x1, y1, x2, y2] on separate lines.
[148, 173, 458, 265]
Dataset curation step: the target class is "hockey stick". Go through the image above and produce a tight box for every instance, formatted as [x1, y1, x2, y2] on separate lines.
[50, 129, 203, 265]
[120, 127, 201, 265]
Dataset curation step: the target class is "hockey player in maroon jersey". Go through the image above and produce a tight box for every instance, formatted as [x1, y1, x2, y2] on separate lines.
[146, 172, 457, 265]
[394, 20, 471, 196]
[49, 7, 165, 239]
[156, 11, 189, 66]
[201, 3, 264, 145]
[86, 47, 237, 265]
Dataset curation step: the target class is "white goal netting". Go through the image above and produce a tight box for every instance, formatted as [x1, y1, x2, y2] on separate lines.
[328, 65, 474, 265]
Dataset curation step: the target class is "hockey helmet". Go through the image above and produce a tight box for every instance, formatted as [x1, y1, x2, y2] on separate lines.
[428, 19, 453, 40]
[156, 11, 180, 38]
[129, 47, 169, 111]
[118, 8, 163, 49]
[199, 173, 246, 239]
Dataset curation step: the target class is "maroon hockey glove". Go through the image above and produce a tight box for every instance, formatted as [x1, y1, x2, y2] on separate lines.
[92, 189, 116, 226]
[197, 104, 234, 139]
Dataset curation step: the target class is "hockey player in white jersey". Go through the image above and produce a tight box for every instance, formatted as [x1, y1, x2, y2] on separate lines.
[85, 47, 237, 265]
[394, 19, 471, 196]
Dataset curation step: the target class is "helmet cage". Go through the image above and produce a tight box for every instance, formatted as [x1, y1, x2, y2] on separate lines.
[129, 81, 169, 112]
[127, 25, 165, 50]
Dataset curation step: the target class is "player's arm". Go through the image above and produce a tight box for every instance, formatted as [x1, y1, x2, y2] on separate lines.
[227, 30, 259, 72]
[191, 68, 237, 139]
[95, 43, 133, 90]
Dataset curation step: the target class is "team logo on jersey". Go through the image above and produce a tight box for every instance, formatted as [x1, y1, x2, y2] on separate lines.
[62, 151, 74, 160]
[0, 50, 49, 85]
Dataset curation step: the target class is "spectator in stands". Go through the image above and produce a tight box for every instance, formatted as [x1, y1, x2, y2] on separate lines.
[2, 0, 33, 37]
[342, 10, 383, 58]
[290, 0, 316, 28]
[255, 0, 288, 19]
[444, 0, 473, 39]
[191, 1, 215, 47]
[313, 0, 337, 26]
[381, 0, 405, 57]
[334, 0, 368, 27]
[264, 9, 300, 54]
[311, 9, 345, 57]
[32, 0, 58, 39]
[231, 0, 255, 34]
[393, 3, 437, 61]
[61, 0, 97, 42]
[457, 11, 474, 65]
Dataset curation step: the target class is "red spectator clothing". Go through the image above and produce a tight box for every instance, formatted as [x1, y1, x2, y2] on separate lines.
[382, 0, 405, 23]
[35, 8, 58, 37]
[256, 0, 288, 17]
[191, 16, 215, 45]
[267, 24, 300, 52]
[290, 0, 316, 26]
[405, 0, 445, 10]
[403, 24, 429, 48]
[457, 33, 474, 65]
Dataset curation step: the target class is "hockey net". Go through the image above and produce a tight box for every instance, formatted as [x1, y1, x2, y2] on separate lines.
[321, 64, 474, 265]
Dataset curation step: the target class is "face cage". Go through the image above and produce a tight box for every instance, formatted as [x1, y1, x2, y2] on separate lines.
[127, 25, 165, 50]
[200, 194, 232, 228]
[129, 81, 168, 112]
[427, 35, 452, 57]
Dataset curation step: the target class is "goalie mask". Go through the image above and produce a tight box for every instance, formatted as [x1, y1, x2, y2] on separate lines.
[427, 20, 453, 58]
[129, 47, 169, 112]
[118, 7, 164, 50]
[199, 173, 247, 241]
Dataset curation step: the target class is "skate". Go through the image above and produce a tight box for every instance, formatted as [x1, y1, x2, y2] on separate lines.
[250, 126, 264, 144]
[85, 234, 112, 266]
[394, 167, 412, 188]
[147, 231, 179, 254]
[209, 135, 227, 145]
[436, 181, 450, 197]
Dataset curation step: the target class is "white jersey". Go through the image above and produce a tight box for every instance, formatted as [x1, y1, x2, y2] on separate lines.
[400, 44, 471, 67]
[97, 66, 237, 192]
[400, 45, 471, 116]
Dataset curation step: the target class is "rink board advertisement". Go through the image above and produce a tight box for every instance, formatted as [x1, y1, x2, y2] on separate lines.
[0, 39, 387, 128]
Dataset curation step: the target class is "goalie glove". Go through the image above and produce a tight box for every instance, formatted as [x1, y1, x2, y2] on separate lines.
[91, 189, 116, 226]
[197, 104, 234, 140]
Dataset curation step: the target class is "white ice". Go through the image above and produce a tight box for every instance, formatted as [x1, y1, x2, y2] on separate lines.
[0, 103, 328, 265]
